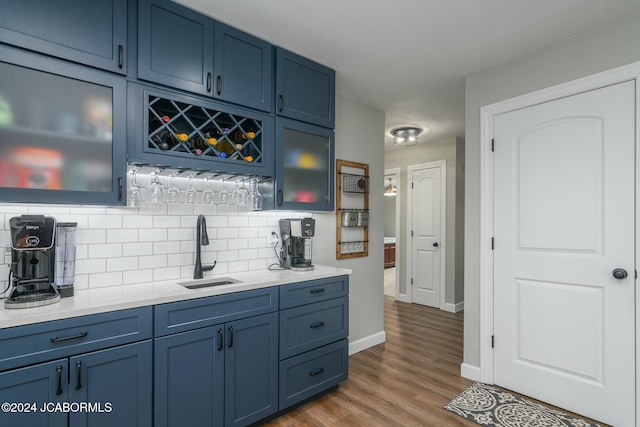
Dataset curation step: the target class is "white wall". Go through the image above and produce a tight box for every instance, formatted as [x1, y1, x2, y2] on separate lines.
[314, 95, 386, 353]
[384, 136, 464, 306]
[464, 9, 640, 369]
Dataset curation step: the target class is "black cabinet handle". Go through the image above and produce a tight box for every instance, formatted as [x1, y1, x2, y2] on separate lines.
[309, 367, 324, 377]
[118, 177, 123, 201]
[309, 321, 325, 329]
[118, 44, 124, 69]
[75, 361, 82, 390]
[50, 331, 88, 343]
[277, 189, 283, 206]
[56, 365, 63, 396]
[309, 288, 325, 295]
[278, 95, 284, 112]
[227, 326, 234, 348]
[216, 75, 222, 95]
[206, 72, 212, 92]
[217, 328, 223, 351]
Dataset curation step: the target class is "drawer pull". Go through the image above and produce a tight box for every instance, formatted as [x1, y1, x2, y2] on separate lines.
[75, 361, 82, 390]
[50, 331, 88, 343]
[217, 328, 223, 351]
[309, 321, 325, 329]
[56, 365, 63, 396]
[309, 288, 325, 295]
[309, 367, 324, 377]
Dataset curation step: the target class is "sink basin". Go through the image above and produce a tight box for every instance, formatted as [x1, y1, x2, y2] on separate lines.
[178, 277, 241, 290]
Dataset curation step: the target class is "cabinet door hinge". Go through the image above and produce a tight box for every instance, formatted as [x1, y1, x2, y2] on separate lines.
[411, 278, 413, 285]
[411, 230, 414, 237]
[491, 138, 495, 152]
[491, 237, 494, 250]
[491, 335, 495, 348]
[411, 182, 414, 189]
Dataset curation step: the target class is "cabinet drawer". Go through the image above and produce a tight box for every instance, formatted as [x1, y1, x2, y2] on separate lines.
[0, 307, 152, 372]
[279, 339, 348, 410]
[279, 276, 348, 309]
[155, 287, 278, 336]
[280, 297, 348, 359]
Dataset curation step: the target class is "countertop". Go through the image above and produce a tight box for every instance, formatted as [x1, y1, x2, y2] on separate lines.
[0, 265, 351, 329]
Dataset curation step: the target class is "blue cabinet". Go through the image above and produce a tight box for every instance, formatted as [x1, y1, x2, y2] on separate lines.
[276, 48, 335, 129]
[0, 0, 127, 74]
[278, 276, 349, 410]
[214, 23, 273, 112]
[154, 290, 278, 427]
[138, 0, 273, 112]
[0, 359, 68, 427]
[0, 45, 127, 205]
[0, 308, 153, 427]
[275, 118, 334, 211]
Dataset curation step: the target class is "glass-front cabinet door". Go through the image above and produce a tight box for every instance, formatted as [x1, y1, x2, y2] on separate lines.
[0, 46, 126, 205]
[275, 118, 334, 211]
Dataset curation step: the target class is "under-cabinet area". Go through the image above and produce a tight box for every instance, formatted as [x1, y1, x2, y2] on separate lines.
[0, 270, 350, 427]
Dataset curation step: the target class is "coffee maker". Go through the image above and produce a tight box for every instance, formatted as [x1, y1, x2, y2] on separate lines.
[279, 218, 315, 271]
[4, 215, 76, 309]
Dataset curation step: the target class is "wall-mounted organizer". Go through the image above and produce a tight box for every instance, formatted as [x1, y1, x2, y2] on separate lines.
[336, 159, 369, 259]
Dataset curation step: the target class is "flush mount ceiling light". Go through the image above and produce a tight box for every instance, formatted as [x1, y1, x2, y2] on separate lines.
[391, 126, 422, 147]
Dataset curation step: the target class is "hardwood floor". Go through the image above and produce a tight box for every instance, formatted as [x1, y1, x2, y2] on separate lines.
[263, 297, 474, 426]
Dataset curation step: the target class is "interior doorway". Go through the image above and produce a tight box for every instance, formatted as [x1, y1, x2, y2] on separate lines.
[384, 168, 400, 298]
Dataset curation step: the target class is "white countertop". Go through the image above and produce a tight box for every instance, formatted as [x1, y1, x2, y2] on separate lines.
[0, 265, 351, 329]
[384, 237, 396, 244]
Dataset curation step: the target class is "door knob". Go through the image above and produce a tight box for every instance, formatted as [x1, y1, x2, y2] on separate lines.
[433, 242, 439, 247]
[612, 268, 628, 279]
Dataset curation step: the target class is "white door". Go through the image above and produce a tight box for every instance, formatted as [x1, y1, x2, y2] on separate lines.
[409, 163, 444, 308]
[493, 81, 635, 426]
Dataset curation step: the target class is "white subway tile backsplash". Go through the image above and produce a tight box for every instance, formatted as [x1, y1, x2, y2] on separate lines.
[88, 243, 122, 259]
[139, 229, 168, 242]
[0, 204, 310, 289]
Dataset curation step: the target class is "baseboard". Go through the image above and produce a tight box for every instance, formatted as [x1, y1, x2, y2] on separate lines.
[349, 331, 386, 355]
[460, 363, 481, 381]
[443, 301, 464, 313]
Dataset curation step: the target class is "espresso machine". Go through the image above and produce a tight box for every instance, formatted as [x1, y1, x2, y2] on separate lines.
[5, 215, 77, 308]
[279, 218, 315, 271]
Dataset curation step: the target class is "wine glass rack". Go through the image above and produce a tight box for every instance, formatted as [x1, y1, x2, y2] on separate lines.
[147, 95, 264, 165]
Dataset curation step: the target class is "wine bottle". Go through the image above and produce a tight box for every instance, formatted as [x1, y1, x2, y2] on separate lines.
[154, 130, 178, 150]
[215, 138, 235, 158]
[233, 131, 256, 143]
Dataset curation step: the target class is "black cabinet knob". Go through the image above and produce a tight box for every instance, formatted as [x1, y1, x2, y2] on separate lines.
[612, 268, 628, 280]
[433, 242, 439, 247]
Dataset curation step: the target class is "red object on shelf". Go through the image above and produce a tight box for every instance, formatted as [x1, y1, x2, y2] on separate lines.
[295, 190, 316, 203]
[162, 115, 170, 123]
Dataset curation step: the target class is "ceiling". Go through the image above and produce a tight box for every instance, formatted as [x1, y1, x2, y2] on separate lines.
[177, 0, 640, 150]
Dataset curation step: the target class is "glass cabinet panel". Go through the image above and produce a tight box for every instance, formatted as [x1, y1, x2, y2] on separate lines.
[276, 118, 334, 211]
[0, 50, 125, 204]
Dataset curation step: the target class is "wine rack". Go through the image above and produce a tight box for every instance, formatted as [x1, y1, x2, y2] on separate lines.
[336, 159, 369, 260]
[147, 95, 264, 165]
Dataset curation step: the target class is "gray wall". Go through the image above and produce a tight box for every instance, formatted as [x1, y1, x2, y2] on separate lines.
[384, 136, 464, 306]
[464, 9, 640, 368]
[314, 95, 386, 349]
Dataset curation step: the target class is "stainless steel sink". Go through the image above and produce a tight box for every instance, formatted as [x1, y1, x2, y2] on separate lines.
[178, 277, 241, 290]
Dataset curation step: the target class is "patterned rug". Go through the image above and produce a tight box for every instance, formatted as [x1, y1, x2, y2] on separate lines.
[445, 382, 600, 427]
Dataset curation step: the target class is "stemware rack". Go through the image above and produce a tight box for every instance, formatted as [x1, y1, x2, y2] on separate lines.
[336, 159, 369, 259]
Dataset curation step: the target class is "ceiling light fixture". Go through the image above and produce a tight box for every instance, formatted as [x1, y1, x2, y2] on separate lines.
[384, 178, 396, 196]
[391, 126, 422, 147]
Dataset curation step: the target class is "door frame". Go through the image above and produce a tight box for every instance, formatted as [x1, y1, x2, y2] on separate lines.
[478, 61, 640, 423]
[385, 168, 402, 301]
[406, 160, 447, 308]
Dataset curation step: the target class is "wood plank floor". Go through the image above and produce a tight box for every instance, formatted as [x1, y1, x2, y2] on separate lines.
[263, 296, 474, 426]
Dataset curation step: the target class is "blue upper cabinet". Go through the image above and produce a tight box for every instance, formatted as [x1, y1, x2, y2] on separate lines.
[138, 0, 214, 96]
[214, 23, 273, 113]
[276, 48, 335, 129]
[0, 0, 127, 75]
[138, 0, 273, 112]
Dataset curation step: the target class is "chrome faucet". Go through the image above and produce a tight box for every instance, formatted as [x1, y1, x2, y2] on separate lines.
[194, 214, 216, 279]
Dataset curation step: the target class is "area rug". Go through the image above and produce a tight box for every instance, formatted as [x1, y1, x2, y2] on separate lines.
[444, 382, 600, 427]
